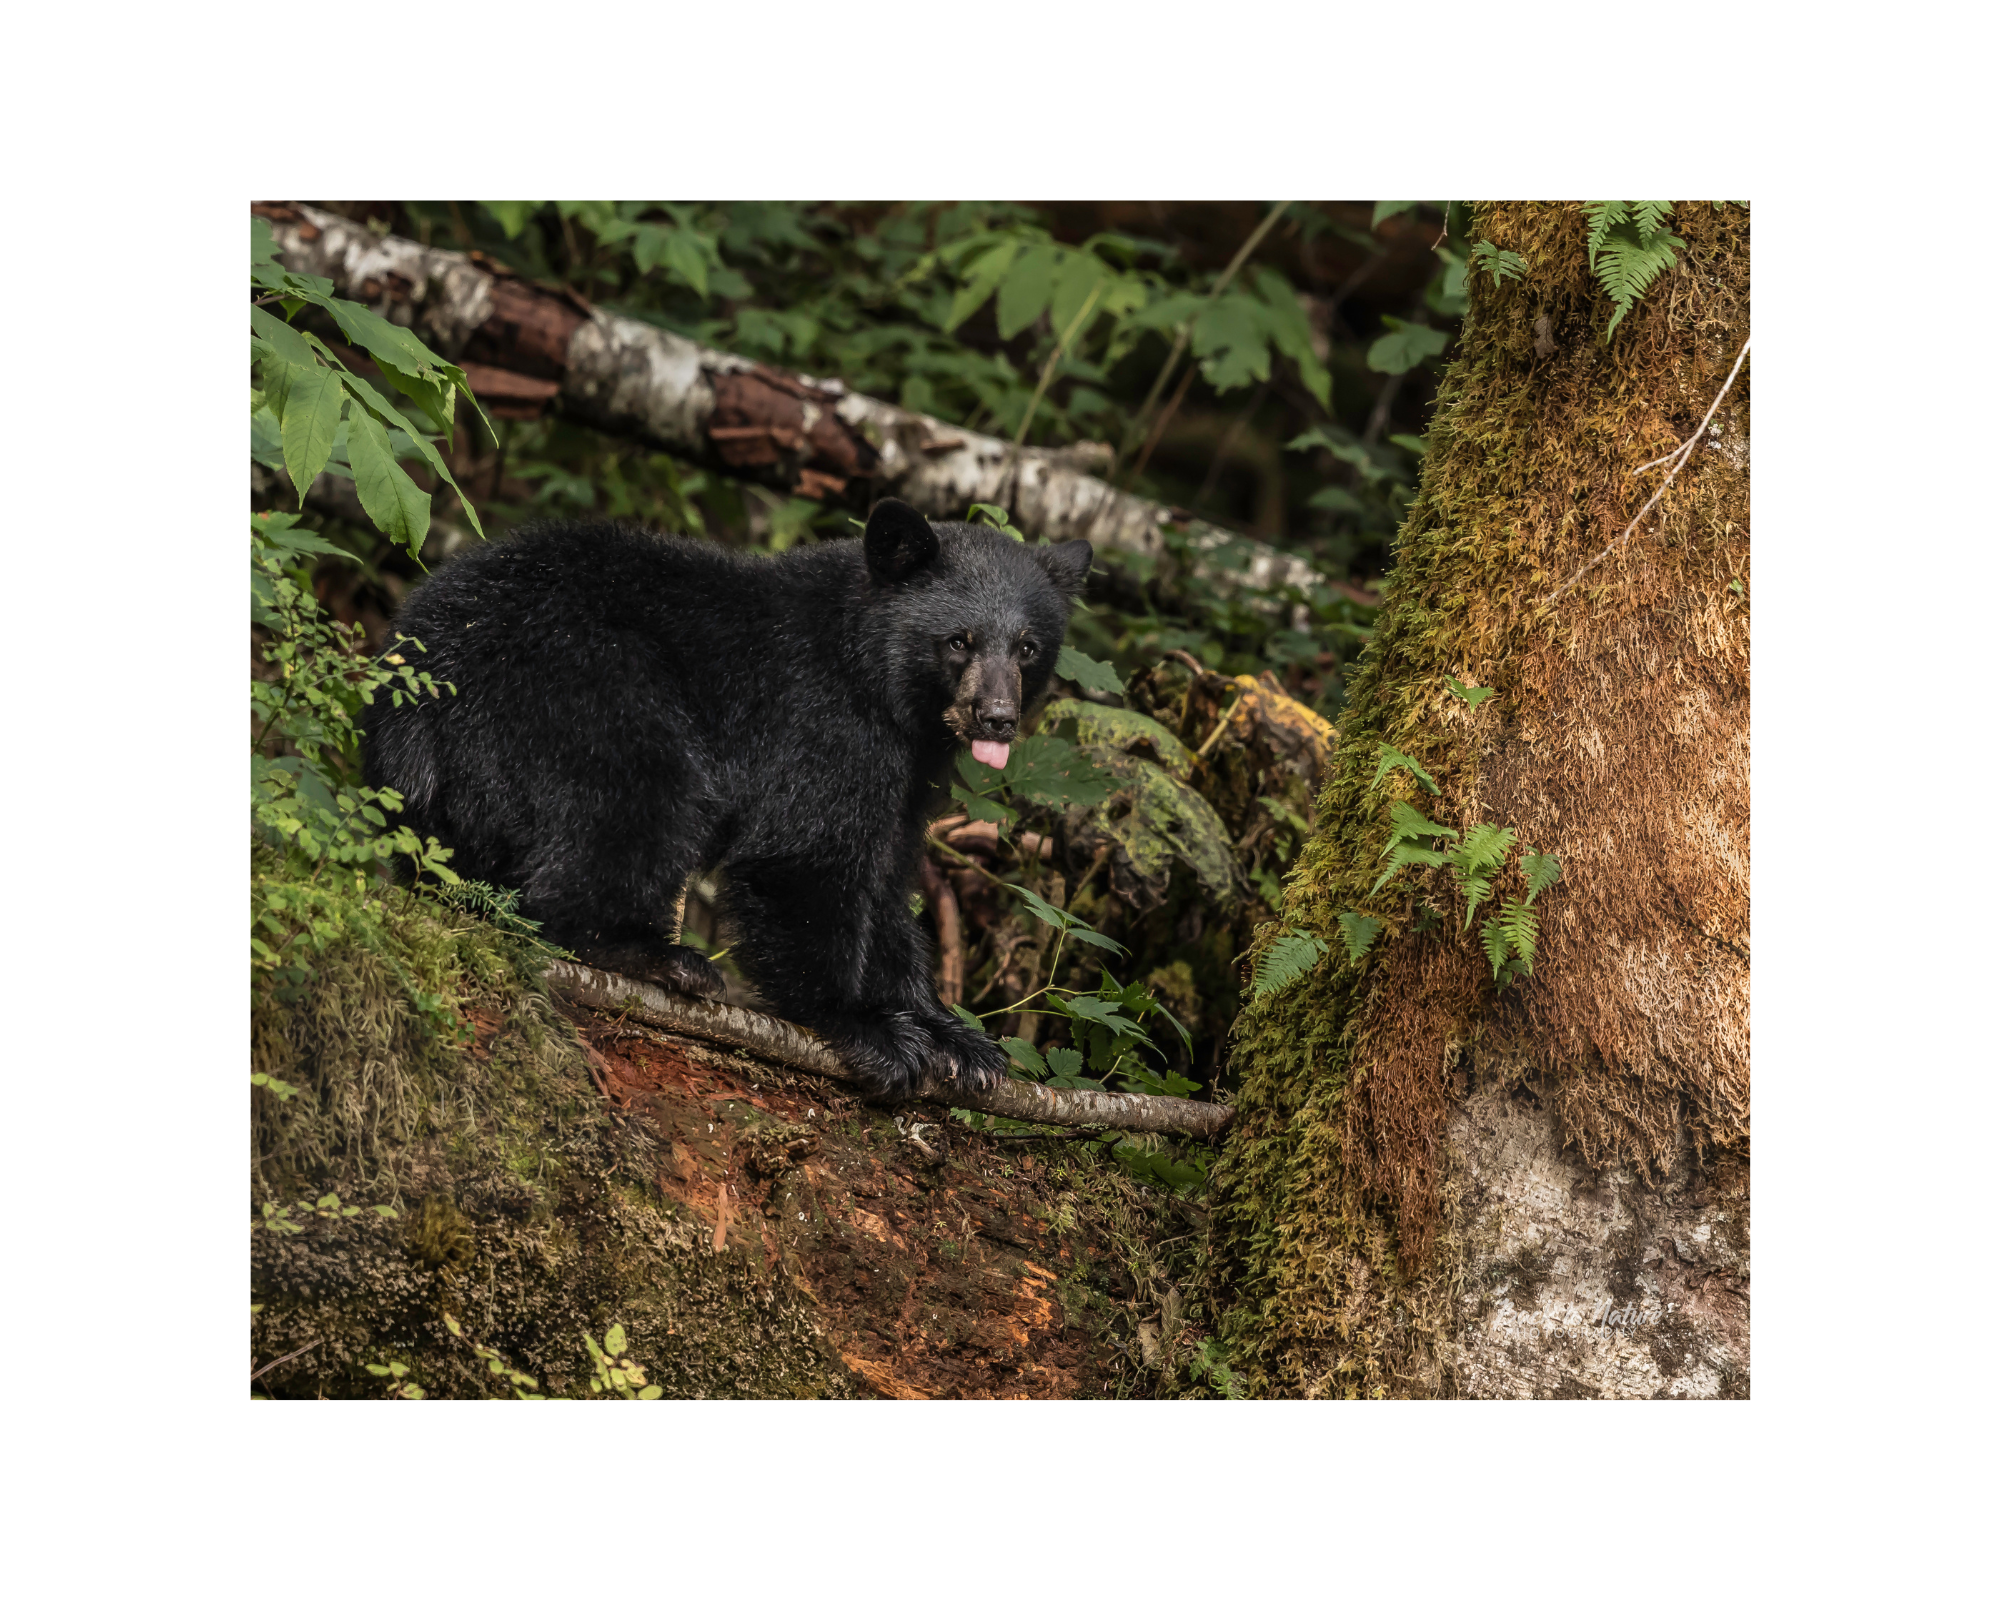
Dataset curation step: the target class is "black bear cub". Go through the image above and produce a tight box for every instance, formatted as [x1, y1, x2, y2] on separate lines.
[363, 498, 1091, 1100]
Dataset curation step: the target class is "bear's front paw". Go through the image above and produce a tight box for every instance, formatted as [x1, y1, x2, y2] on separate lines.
[822, 1013, 935, 1102]
[921, 1015, 1007, 1094]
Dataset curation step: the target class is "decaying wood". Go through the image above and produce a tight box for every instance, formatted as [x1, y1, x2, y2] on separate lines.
[254, 202, 1327, 605]
[545, 961, 1233, 1140]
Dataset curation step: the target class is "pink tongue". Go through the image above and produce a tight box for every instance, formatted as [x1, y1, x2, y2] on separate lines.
[970, 739, 1010, 770]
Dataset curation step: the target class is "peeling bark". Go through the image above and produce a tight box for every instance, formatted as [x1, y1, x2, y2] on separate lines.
[546, 961, 1234, 1141]
[254, 202, 1328, 603]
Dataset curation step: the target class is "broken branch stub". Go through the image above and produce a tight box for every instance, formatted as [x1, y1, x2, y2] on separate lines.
[544, 961, 1234, 1141]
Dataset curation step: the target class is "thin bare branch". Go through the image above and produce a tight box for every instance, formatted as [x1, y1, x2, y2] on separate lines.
[1544, 337, 1750, 604]
[250, 1338, 323, 1382]
[918, 857, 964, 1009]
[1113, 202, 1291, 490]
[546, 961, 1234, 1140]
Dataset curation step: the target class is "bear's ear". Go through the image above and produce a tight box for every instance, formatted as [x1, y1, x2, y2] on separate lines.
[1037, 538, 1093, 596]
[864, 499, 939, 583]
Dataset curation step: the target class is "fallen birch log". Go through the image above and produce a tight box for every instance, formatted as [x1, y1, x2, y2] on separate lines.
[546, 960, 1234, 1141]
[255, 202, 1335, 608]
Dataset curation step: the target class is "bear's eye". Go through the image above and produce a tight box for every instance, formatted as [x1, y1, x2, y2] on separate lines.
[946, 633, 970, 653]
[1017, 639, 1037, 659]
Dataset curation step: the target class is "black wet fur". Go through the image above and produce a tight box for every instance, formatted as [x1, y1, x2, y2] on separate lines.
[363, 500, 1091, 1100]
[570, 938, 727, 1002]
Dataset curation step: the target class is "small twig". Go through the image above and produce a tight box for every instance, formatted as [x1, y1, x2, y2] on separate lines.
[250, 1338, 323, 1383]
[1544, 336, 1750, 605]
[919, 856, 964, 1009]
[1215, 202, 1295, 305]
[984, 922, 1073, 1022]
[938, 818, 1053, 860]
[1013, 281, 1105, 453]
[1127, 361, 1198, 489]
[1361, 367, 1406, 447]
[1194, 692, 1246, 762]
[1324, 248, 1386, 323]
[1118, 327, 1193, 484]
[1066, 842, 1113, 909]
[1114, 201, 1292, 492]
[1164, 648, 1220, 686]
[1193, 380, 1270, 512]
[928, 835, 1015, 893]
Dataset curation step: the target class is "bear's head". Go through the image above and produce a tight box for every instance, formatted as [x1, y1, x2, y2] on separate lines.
[862, 497, 1091, 770]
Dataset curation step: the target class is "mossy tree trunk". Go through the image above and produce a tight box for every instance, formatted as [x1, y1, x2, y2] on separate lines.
[1211, 204, 1750, 1399]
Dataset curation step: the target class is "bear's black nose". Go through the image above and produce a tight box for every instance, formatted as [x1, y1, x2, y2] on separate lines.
[974, 694, 1017, 740]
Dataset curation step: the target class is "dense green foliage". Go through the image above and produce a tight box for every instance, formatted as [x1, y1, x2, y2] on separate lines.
[360, 200, 1500, 704]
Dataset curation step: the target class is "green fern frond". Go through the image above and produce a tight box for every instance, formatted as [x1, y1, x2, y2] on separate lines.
[1630, 201, 1674, 234]
[1385, 800, 1459, 846]
[1454, 823, 1516, 873]
[1521, 851, 1563, 901]
[1252, 931, 1327, 1000]
[1480, 916, 1511, 983]
[1582, 201, 1628, 265]
[1336, 912, 1385, 967]
[1390, 841, 1455, 868]
[1371, 845, 1451, 894]
[1371, 742, 1441, 795]
[1372, 801, 1462, 890]
[1605, 233, 1682, 302]
[1469, 239, 1527, 285]
[1495, 896, 1539, 967]
[1449, 824, 1516, 929]
[1584, 203, 1686, 339]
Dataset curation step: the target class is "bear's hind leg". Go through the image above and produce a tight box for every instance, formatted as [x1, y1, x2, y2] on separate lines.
[527, 833, 724, 1002]
[566, 933, 726, 1002]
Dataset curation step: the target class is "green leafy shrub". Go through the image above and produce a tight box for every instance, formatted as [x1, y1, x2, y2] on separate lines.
[249, 223, 498, 1059]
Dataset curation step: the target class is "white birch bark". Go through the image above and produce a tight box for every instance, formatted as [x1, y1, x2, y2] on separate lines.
[261, 203, 1328, 604]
